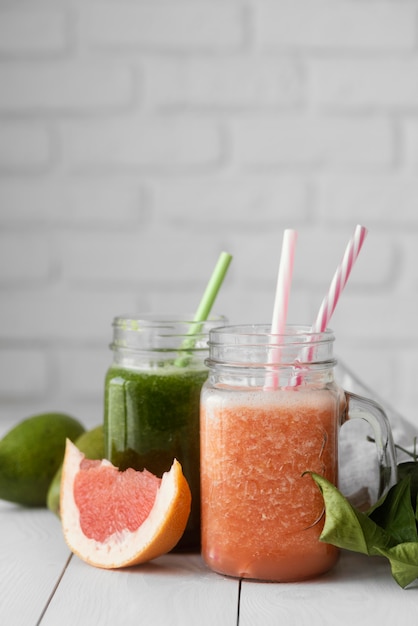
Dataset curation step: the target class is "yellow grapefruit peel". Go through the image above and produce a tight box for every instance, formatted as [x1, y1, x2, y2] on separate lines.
[60, 439, 191, 569]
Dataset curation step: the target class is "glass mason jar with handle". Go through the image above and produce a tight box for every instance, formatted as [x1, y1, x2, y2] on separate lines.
[200, 324, 397, 581]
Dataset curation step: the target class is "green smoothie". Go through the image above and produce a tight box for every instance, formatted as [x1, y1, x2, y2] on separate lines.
[104, 363, 208, 551]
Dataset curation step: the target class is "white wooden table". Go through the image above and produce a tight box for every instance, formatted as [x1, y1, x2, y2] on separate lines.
[1, 499, 416, 626]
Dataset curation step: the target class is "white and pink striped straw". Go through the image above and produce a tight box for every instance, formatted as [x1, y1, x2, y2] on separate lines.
[311, 224, 367, 335]
[264, 228, 298, 390]
[296, 224, 368, 382]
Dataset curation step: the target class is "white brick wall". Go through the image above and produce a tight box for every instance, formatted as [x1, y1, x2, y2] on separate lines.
[233, 115, 394, 166]
[256, 2, 417, 50]
[78, 5, 245, 49]
[1, 0, 418, 438]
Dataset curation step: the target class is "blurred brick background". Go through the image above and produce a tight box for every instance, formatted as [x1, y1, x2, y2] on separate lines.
[1, 0, 418, 434]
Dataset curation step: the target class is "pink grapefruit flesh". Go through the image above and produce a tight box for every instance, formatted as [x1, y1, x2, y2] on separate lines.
[60, 439, 191, 569]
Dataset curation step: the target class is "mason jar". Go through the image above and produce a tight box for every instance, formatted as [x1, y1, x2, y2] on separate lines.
[200, 324, 397, 580]
[104, 314, 225, 552]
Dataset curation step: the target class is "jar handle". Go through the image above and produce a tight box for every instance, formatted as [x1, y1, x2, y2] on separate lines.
[344, 391, 397, 499]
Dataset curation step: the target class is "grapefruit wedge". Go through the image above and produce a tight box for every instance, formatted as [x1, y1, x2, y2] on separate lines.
[60, 439, 191, 569]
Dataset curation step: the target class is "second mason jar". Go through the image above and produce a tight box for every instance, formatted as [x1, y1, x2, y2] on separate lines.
[104, 314, 225, 552]
[200, 324, 397, 581]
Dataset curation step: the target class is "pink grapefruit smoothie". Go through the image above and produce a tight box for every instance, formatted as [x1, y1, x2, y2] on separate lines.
[200, 387, 341, 581]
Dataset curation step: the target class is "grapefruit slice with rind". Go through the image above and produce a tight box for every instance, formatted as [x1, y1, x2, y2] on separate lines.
[60, 439, 191, 569]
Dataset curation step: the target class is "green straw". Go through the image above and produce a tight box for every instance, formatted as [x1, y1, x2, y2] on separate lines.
[175, 251, 233, 367]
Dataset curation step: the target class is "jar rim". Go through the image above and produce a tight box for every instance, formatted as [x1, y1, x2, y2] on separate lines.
[208, 324, 335, 343]
[109, 314, 227, 355]
[113, 313, 226, 329]
[206, 324, 336, 368]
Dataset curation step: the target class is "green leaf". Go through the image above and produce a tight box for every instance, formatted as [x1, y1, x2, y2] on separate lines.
[368, 477, 418, 544]
[375, 543, 418, 589]
[397, 461, 418, 508]
[309, 473, 394, 556]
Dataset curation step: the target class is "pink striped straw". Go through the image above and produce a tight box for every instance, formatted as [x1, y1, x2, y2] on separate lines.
[264, 229, 298, 390]
[296, 224, 368, 382]
[311, 224, 367, 335]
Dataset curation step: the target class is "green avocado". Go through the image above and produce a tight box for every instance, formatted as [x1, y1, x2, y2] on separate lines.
[0, 412, 85, 507]
[47, 424, 104, 517]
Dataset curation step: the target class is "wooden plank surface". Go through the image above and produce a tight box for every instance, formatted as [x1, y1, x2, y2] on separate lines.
[239, 550, 417, 626]
[0, 501, 70, 626]
[41, 552, 239, 626]
[1, 501, 417, 626]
